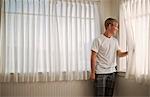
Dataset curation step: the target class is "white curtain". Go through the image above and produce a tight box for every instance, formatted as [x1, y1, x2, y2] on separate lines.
[0, 0, 100, 82]
[120, 0, 150, 84]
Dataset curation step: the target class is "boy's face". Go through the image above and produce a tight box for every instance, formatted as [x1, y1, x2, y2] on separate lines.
[109, 22, 119, 35]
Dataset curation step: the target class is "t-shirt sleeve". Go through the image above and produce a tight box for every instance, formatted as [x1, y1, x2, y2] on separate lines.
[116, 40, 121, 51]
[91, 38, 100, 53]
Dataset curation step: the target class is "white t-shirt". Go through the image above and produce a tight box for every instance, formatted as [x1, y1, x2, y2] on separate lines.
[91, 34, 120, 74]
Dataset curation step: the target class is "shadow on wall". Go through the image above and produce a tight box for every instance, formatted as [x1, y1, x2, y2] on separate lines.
[114, 73, 149, 97]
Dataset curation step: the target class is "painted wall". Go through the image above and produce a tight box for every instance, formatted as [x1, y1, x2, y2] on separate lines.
[99, 0, 113, 33]
[0, 83, 2, 97]
[0, 0, 2, 96]
[1, 75, 149, 97]
[99, 0, 119, 32]
[1, 81, 94, 97]
[114, 73, 149, 96]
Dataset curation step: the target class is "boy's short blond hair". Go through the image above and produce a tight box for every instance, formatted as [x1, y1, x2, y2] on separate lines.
[104, 18, 118, 29]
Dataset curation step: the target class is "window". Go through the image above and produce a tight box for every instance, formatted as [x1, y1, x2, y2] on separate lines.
[0, 0, 100, 82]
[119, 0, 150, 84]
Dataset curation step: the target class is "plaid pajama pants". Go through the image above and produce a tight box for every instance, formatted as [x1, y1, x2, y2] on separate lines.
[94, 73, 116, 97]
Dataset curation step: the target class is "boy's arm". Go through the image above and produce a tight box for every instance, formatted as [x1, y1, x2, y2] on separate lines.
[117, 50, 128, 57]
[90, 50, 97, 80]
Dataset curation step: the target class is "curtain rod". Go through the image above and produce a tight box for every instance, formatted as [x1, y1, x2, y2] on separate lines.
[2, 0, 100, 2]
[57, 0, 100, 2]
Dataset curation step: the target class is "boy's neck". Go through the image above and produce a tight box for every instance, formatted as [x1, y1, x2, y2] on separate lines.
[103, 31, 113, 38]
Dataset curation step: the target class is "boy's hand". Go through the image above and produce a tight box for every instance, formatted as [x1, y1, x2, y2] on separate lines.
[90, 73, 95, 80]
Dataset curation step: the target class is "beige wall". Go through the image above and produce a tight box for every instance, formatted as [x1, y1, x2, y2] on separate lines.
[99, 0, 119, 33]
[0, 0, 1, 95]
[1, 81, 94, 97]
[0, 83, 2, 97]
[149, 87, 150, 96]
[114, 74, 149, 97]
[1, 74, 149, 97]
[99, 0, 112, 33]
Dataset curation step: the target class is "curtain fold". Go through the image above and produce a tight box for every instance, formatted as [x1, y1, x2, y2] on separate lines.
[0, 0, 100, 82]
[119, 0, 150, 84]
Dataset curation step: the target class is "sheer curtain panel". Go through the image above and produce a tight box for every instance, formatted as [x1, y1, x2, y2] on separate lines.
[0, 0, 100, 82]
[119, 0, 150, 84]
